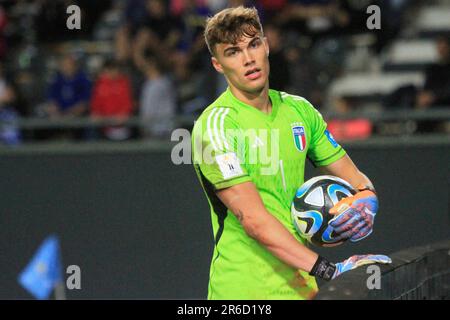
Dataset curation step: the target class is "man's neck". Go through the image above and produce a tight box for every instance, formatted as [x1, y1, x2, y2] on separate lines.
[229, 84, 272, 114]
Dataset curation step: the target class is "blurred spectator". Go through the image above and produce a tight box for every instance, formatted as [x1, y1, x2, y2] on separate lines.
[139, 57, 176, 138]
[278, 0, 349, 41]
[34, 0, 68, 43]
[0, 62, 28, 117]
[76, 0, 113, 38]
[44, 54, 91, 118]
[172, 50, 207, 116]
[115, 0, 148, 62]
[385, 37, 450, 114]
[171, 0, 212, 113]
[258, 0, 287, 22]
[6, 78, 28, 119]
[337, 0, 370, 34]
[372, 0, 410, 53]
[327, 97, 373, 140]
[0, 62, 8, 97]
[416, 37, 450, 109]
[413, 36, 450, 133]
[35, 54, 90, 140]
[122, 0, 148, 31]
[0, 0, 442, 143]
[132, 0, 183, 69]
[384, 84, 417, 110]
[0, 82, 21, 145]
[265, 23, 290, 91]
[175, 0, 211, 53]
[90, 59, 134, 141]
[0, 5, 8, 60]
[284, 43, 326, 108]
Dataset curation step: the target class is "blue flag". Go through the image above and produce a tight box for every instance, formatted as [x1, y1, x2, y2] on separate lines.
[18, 235, 63, 300]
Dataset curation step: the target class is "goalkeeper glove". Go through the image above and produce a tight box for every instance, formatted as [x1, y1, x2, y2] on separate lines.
[329, 186, 378, 242]
[309, 254, 392, 281]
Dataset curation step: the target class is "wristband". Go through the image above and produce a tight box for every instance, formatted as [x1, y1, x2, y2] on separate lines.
[309, 256, 336, 281]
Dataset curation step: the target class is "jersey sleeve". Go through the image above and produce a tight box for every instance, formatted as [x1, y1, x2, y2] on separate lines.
[192, 108, 252, 190]
[303, 101, 347, 167]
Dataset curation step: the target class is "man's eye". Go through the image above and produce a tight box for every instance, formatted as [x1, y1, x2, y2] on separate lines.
[228, 50, 237, 56]
[251, 40, 261, 48]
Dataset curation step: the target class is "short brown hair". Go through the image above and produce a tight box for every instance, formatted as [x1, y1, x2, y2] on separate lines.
[204, 6, 263, 55]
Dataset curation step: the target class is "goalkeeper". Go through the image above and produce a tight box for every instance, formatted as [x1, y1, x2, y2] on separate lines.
[192, 6, 391, 300]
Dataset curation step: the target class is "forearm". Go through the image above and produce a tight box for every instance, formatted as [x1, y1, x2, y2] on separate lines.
[319, 155, 374, 191]
[239, 209, 318, 273]
[217, 182, 319, 274]
[350, 171, 375, 191]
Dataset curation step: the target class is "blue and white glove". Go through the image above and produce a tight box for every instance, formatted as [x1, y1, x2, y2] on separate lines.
[332, 254, 392, 279]
[329, 188, 378, 242]
[309, 254, 392, 281]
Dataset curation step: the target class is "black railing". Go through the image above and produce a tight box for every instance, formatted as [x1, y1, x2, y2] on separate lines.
[315, 240, 450, 300]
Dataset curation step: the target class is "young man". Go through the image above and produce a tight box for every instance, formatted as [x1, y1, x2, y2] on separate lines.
[192, 6, 390, 300]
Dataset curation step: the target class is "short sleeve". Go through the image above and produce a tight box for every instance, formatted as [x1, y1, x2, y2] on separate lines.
[192, 108, 251, 190]
[303, 101, 347, 167]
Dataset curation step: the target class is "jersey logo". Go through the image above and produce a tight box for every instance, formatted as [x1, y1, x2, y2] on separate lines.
[252, 136, 265, 148]
[292, 126, 307, 152]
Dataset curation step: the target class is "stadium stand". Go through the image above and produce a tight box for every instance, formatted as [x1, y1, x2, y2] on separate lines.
[0, 0, 448, 146]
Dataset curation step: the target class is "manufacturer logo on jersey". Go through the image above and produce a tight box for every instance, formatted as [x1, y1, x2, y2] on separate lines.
[252, 136, 265, 148]
[292, 126, 306, 152]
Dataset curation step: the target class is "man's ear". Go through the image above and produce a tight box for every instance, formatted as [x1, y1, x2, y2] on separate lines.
[211, 56, 224, 74]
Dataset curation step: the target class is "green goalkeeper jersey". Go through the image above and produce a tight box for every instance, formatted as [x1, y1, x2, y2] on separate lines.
[192, 88, 346, 300]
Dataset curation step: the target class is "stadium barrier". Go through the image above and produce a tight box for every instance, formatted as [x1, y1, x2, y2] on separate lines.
[315, 240, 450, 300]
[0, 136, 448, 298]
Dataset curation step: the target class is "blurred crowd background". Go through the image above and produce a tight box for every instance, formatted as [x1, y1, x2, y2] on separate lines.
[0, 0, 449, 145]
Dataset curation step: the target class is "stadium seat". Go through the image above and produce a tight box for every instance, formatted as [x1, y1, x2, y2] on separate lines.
[382, 39, 438, 71]
[328, 72, 425, 99]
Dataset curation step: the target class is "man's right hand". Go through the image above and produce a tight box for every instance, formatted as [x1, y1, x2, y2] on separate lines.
[332, 254, 392, 280]
[309, 254, 392, 281]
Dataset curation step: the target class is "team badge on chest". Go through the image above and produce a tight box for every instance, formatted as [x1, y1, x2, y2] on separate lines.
[292, 126, 307, 152]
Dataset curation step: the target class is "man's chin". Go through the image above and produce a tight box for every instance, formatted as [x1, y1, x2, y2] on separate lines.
[243, 82, 267, 94]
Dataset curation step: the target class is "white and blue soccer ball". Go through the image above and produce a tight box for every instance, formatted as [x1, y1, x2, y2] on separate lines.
[291, 175, 356, 247]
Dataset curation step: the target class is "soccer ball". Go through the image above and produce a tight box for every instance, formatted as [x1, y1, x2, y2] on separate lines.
[291, 175, 356, 247]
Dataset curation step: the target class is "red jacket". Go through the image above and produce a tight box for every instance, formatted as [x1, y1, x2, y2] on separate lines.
[91, 74, 133, 117]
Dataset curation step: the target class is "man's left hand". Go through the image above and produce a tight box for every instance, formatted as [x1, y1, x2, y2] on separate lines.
[329, 189, 378, 242]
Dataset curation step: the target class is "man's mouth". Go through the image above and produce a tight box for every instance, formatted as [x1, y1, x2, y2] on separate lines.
[245, 68, 261, 76]
[245, 68, 262, 80]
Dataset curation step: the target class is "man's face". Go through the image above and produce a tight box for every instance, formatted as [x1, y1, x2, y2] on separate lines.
[60, 56, 77, 77]
[212, 34, 270, 95]
[147, 0, 165, 17]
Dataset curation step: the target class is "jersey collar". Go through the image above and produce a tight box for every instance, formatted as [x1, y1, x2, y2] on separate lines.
[226, 88, 280, 122]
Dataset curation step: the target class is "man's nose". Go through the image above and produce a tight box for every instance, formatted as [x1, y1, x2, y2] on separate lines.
[242, 49, 255, 66]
